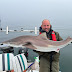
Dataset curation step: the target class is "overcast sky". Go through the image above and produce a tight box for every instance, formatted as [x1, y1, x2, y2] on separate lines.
[0, 0, 72, 29]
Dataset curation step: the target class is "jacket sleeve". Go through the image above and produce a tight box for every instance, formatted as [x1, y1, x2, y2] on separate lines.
[55, 32, 63, 41]
[33, 50, 44, 55]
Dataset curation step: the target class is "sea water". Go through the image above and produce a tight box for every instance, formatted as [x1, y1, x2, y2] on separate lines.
[0, 28, 72, 72]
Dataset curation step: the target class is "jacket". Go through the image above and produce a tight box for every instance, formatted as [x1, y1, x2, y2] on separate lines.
[34, 27, 63, 61]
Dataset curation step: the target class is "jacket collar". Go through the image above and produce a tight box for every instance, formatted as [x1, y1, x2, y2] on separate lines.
[39, 26, 53, 34]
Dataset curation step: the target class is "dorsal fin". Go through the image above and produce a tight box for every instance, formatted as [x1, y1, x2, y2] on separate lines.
[38, 32, 48, 40]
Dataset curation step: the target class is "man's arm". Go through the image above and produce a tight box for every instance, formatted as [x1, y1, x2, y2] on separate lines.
[55, 32, 63, 41]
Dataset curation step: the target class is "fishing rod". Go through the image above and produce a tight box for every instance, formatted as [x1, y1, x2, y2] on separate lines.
[24, 62, 34, 72]
[24, 57, 39, 72]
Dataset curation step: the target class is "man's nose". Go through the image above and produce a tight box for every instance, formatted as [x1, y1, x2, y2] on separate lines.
[45, 26, 48, 28]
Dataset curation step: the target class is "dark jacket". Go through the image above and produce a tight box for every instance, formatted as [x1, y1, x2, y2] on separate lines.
[34, 26, 63, 61]
[39, 26, 63, 41]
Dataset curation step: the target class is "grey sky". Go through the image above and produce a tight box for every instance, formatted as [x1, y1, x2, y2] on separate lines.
[0, 0, 72, 29]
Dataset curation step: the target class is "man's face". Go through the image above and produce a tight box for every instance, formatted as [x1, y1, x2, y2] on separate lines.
[42, 20, 51, 32]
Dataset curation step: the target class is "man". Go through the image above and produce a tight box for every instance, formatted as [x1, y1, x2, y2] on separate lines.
[35, 19, 63, 72]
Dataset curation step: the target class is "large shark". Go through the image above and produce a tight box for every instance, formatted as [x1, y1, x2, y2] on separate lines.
[0, 33, 72, 52]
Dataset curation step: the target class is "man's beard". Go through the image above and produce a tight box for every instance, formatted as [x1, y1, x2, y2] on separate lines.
[44, 28, 50, 32]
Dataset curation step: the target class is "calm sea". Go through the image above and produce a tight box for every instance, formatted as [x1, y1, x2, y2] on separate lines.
[0, 28, 72, 72]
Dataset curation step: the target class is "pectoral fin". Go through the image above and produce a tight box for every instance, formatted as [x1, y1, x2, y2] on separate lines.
[23, 42, 37, 49]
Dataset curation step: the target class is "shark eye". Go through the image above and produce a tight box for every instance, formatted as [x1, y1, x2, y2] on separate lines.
[71, 42, 72, 43]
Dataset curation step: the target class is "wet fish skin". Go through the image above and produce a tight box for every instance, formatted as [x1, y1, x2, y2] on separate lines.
[0, 34, 72, 52]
